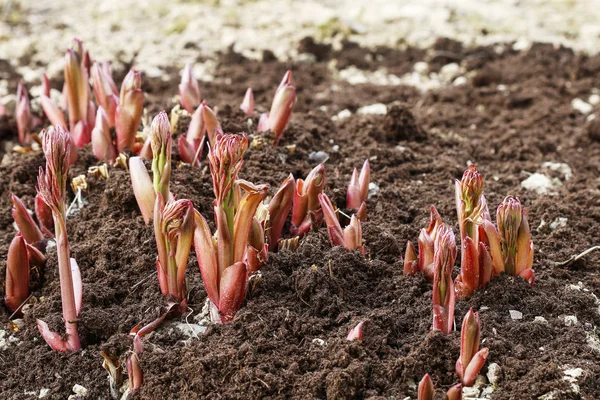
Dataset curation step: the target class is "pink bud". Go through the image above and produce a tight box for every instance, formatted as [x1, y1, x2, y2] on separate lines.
[240, 88, 254, 116]
[347, 321, 364, 341]
[5, 233, 30, 313]
[116, 69, 143, 152]
[179, 63, 200, 113]
[16, 81, 33, 145]
[91, 107, 117, 162]
[268, 70, 296, 145]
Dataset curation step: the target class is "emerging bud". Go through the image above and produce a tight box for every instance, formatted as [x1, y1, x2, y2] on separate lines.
[129, 157, 155, 224]
[155, 198, 195, 303]
[16, 81, 33, 145]
[91, 61, 119, 126]
[291, 164, 326, 237]
[11, 194, 44, 246]
[150, 112, 172, 201]
[319, 194, 364, 253]
[4, 233, 30, 313]
[116, 69, 143, 152]
[267, 70, 296, 145]
[240, 88, 254, 116]
[418, 374, 434, 400]
[246, 217, 268, 274]
[431, 225, 457, 334]
[446, 384, 462, 400]
[186, 101, 221, 160]
[407, 206, 444, 281]
[37, 127, 72, 213]
[403, 240, 418, 275]
[456, 308, 489, 387]
[177, 135, 201, 167]
[40, 74, 67, 128]
[127, 352, 143, 392]
[64, 46, 89, 129]
[346, 159, 370, 209]
[265, 174, 295, 249]
[179, 64, 200, 114]
[91, 107, 117, 162]
[456, 164, 487, 242]
[347, 321, 364, 341]
[208, 133, 249, 204]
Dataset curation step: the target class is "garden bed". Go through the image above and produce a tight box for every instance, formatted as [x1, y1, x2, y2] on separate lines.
[1, 39, 600, 399]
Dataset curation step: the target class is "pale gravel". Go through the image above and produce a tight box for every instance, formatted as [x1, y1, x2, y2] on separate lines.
[1, 0, 600, 84]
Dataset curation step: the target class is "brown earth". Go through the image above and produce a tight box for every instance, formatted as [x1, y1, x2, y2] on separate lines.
[1, 39, 600, 399]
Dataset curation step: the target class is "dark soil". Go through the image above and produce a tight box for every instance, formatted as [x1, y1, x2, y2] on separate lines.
[1, 39, 600, 400]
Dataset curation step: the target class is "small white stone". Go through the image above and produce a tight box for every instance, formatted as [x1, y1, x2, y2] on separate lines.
[332, 109, 352, 121]
[174, 322, 207, 340]
[497, 84, 507, 92]
[368, 182, 380, 199]
[309, 151, 329, 163]
[440, 62, 460, 77]
[587, 113, 596, 122]
[564, 315, 578, 326]
[588, 94, 600, 106]
[572, 98, 593, 114]
[312, 338, 325, 346]
[521, 173, 554, 194]
[39, 389, 50, 398]
[549, 217, 568, 230]
[509, 310, 523, 320]
[534, 316, 548, 325]
[513, 39, 531, 51]
[332, 145, 339, 152]
[357, 103, 387, 115]
[72, 384, 88, 397]
[486, 363, 502, 385]
[538, 391, 558, 400]
[395, 145, 407, 152]
[413, 62, 429, 74]
[563, 367, 583, 379]
[462, 385, 480, 398]
[453, 76, 467, 86]
[481, 386, 495, 398]
[541, 162, 573, 181]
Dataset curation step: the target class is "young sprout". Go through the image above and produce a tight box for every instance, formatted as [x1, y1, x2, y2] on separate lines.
[346, 159, 370, 209]
[347, 321, 364, 341]
[456, 308, 489, 387]
[4, 234, 30, 314]
[64, 38, 95, 147]
[403, 206, 443, 281]
[16, 81, 33, 145]
[91, 61, 119, 126]
[264, 174, 295, 250]
[154, 197, 194, 305]
[116, 69, 143, 152]
[180, 101, 222, 166]
[40, 73, 67, 128]
[290, 164, 326, 237]
[35, 126, 82, 351]
[258, 70, 296, 145]
[417, 374, 462, 400]
[319, 193, 364, 254]
[240, 88, 254, 116]
[91, 107, 117, 162]
[454, 165, 494, 298]
[127, 352, 143, 393]
[431, 224, 457, 334]
[195, 133, 268, 321]
[495, 196, 535, 284]
[418, 374, 434, 400]
[11, 194, 45, 249]
[179, 64, 200, 114]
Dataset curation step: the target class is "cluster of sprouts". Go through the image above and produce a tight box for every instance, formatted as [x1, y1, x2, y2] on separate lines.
[3, 37, 540, 397]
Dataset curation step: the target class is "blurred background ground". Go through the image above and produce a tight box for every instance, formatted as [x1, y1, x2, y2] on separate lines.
[1, 0, 600, 87]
